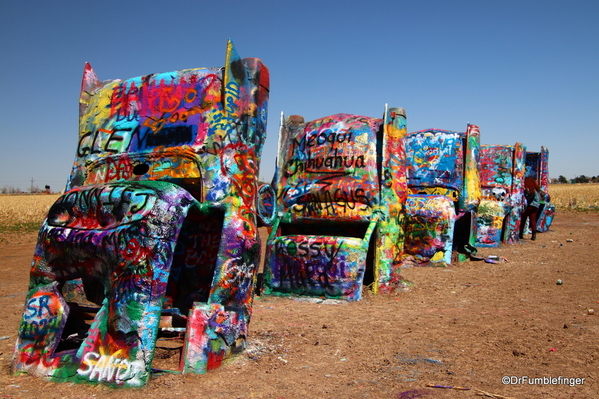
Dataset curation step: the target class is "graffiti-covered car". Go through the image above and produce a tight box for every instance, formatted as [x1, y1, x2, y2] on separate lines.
[525, 146, 555, 232]
[263, 107, 408, 301]
[11, 41, 270, 387]
[404, 125, 481, 265]
[475, 143, 526, 246]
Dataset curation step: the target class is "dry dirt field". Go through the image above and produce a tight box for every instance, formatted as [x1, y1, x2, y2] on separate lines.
[0, 210, 597, 398]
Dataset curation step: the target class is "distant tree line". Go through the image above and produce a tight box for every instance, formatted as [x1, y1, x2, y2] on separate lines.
[551, 175, 599, 184]
[1, 185, 53, 194]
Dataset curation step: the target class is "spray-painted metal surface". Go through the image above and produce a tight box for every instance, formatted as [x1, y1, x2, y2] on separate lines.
[525, 147, 555, 232]
[12, 41, 270, 387]
[404, 125, 481, 264]
[475, 143, 526, 246]
[263, 107, 408, 300]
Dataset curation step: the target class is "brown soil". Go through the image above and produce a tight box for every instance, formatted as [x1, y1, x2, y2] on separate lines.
[1, 211, 597, 398]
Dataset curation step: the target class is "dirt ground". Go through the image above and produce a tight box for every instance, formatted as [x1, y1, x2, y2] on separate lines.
[0, 210, 597, 398]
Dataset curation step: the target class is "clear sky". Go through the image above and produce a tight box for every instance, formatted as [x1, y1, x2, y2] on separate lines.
[1, 0, 597, 192]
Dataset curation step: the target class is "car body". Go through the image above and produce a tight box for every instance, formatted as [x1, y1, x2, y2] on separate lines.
[11, 41, 270, 387]
[403, 125, 481, 264]
[263, 107, 408, 300]
[475, 143, 526, 247]
[525, 146, 555, 232]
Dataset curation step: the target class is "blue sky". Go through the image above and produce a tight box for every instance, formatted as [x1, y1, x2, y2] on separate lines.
[1, 0, 597, 191]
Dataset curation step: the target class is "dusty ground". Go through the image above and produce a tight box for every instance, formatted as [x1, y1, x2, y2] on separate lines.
[0, 210, 597, 398]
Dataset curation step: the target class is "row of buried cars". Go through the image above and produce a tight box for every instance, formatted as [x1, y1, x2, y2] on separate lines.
[11, 42, 554, 387]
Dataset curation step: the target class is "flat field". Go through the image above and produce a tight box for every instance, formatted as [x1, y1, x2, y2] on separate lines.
[549, 183, 599, 210]
[0, 195, 598, 398]
[0, 194, 60, 236]
[0, 183, 597, 227]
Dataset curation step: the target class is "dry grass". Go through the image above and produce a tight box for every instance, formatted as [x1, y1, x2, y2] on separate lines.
[0, 185, 596, 234]
[0, 193, 61, 233]
[549, 183, 599, 211]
